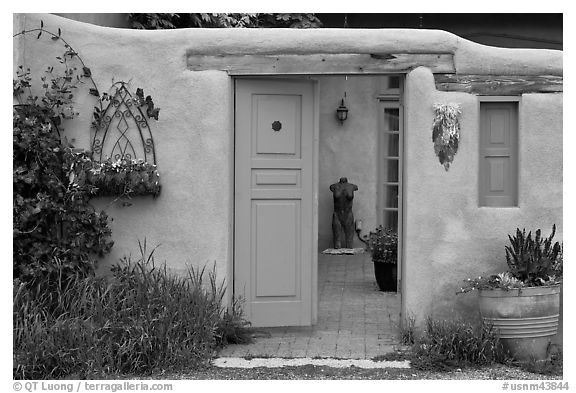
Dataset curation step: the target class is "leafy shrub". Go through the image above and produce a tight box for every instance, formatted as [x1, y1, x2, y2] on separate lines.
[257, 13, 323, 28]
[70, 153, 161, 198]
[129, 13, 179, 29]
[459, 272, 526, 293]
[128, 13, 323, 29]
[505, 225, 562, 285]
[13, 242, 251, 379]
[366, 226, 398, 264]
[460, 225, 563, 293]
[410, 317, 506, 371]
[13, 65, 113, 286]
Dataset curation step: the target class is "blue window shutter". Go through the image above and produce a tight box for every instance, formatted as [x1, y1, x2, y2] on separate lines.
[479, 102, 518, 207]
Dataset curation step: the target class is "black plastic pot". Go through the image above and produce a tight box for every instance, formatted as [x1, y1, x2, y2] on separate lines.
[373, 262, 397, 292]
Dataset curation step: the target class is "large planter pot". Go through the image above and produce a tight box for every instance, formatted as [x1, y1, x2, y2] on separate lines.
[478, 285, 560, 361]
[373, 262, 397, 292]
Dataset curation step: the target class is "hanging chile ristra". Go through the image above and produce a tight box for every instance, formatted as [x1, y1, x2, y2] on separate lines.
[432, 103, 462, 171]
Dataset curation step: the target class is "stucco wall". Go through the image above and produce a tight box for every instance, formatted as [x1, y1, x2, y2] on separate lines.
[14, 14, 562, 330]
[403, 67, 563, 328]
[317, 76, 383, 251]
[13, 14, 235, 284]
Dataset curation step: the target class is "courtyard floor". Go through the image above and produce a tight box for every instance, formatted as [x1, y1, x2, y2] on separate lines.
[217, 252, 401, 360]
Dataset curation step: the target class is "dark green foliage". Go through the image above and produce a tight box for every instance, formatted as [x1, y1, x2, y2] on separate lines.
[410, 318, 507, 371]
[187, 13, 259, 28]
[13, 91, 113, 287]
[505, 225, 562, 285]
[553, 245, 563, 278]
[93, 84, 159, 129]
[128, 13, 323, 29]
[129, 13, 254, 29]
[14, 27, 114, 286]
[69, 153, 161, 198]
[13, 242, 251, 379]
[257, 13, 323, 28]
[366, 226, 398, 264]
[14, 54, 83, 126]
[129, 13, 179, 29]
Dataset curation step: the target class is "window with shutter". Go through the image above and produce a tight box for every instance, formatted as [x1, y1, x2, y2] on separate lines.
[479, 101, 519, 207]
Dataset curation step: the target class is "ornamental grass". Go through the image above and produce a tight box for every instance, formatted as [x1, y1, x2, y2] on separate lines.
[13, 241, 251, 379]
[410, 317, 507, 371]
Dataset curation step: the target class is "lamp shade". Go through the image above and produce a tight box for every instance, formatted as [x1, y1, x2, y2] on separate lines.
[336, 98, 349, 124]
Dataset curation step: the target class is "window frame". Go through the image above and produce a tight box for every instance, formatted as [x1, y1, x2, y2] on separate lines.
[478, 96, 521, 208]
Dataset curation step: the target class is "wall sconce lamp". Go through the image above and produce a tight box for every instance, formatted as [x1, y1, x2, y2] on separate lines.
[336, 98, 349, 125]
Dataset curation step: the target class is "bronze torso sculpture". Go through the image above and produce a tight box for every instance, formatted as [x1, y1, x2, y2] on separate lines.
[330, 177, 358, 249]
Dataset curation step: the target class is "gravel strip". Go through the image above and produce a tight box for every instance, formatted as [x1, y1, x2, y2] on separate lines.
[127, 361, 559, 380]
[213, 357, 410, 369]
[153, 363, 560, 380]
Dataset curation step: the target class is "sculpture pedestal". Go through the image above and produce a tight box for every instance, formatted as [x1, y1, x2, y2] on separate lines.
[321, 248, 365, 255]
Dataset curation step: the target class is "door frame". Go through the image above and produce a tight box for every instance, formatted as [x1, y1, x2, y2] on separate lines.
[377, 76, 405, 294]
[232, 76, 320, 325]
[232, 74, 407, 327]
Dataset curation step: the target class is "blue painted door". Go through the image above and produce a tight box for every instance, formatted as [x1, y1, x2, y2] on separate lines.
[234, 79, 316, 327]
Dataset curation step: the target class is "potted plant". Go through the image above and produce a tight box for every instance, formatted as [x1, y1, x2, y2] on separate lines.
[366, 226, 398, 292]
[460, 225, 562, 361]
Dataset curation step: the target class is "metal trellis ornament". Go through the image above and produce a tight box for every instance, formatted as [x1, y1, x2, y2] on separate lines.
[92, 82, 157, 164]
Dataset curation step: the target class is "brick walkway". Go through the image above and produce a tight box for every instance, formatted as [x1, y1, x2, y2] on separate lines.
[218, 253, 401, 360]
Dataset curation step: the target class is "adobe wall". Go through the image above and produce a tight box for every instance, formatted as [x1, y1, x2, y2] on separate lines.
[13, 13, 235, 283]
[403, 67, 562, 329]
[14, 14, 563, 329]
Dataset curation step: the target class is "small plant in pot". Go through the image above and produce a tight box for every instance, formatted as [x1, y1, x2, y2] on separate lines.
[366, 226, 398, 292]
[460, 225, 562, 361]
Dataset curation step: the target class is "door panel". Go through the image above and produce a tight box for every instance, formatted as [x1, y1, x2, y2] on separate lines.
[235, 79, 316, 327]
[254, 95, 301, 156]
[253, 201, 299, 298]
[252, 169, 301, 188]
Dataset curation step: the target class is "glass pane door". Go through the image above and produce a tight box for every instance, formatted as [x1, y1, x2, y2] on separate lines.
[378, 98, 403, 279]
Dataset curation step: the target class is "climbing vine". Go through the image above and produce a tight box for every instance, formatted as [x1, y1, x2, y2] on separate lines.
[13, 63, 113, 284]
[13, 21, 160, 285]
[15, 21, 161, 199]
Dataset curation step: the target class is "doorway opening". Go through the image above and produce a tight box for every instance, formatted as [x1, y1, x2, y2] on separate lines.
[227, 74, 404, 358]
[315, 74, 403, 353]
